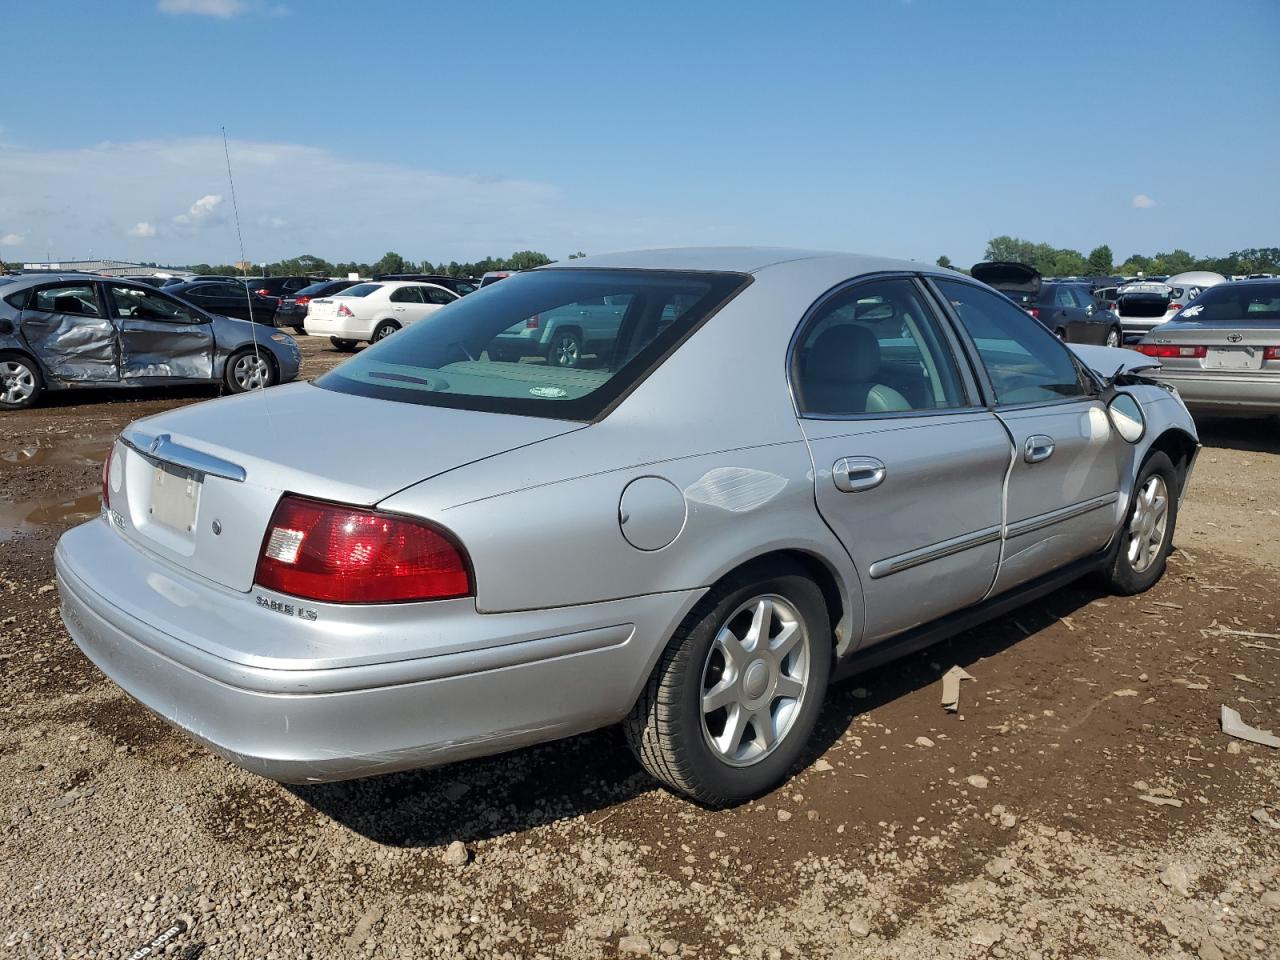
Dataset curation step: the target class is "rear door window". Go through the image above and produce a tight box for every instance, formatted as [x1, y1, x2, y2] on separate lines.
[390, 286, 424, 303]
[31, 284, 102, 317]
[107, 285, 203, 324]
[935, 279, 1090, 406]
[792, 278, 968, 416]
[423, 287, 457, 305]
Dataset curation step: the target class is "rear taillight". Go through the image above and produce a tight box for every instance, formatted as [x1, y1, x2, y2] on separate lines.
[1263, 346, 1280, 361]
[1026, 307, 1040, 320]
[296, 296, 311, 307]
[1167, 303, 1182, 312]
[1136, 344, 1206, 358]
[255, 288, 271, 297]
[337, 303, 354, 317]
[254, 495, 472, 604]
[526, 314, 540, 329]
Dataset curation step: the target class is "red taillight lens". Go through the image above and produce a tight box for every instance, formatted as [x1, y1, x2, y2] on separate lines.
[337, 303, 354, 317]
[1026, 307, 1040, 320]
[296, 296, 311, 306]
[1263, 346, 1280, 361]
[254, 495, 472, 604]
[1135, 344, 1206, 358]
[526, 314, 540, 329]
[255, 288, 271, 297]
[1167, 303, 1182, 312]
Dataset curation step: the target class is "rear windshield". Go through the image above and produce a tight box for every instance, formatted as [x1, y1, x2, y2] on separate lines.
[335, 283, 381, 298]
[316, 268, 749, 420]
[297, 280, 349, 297]
[1177, 282, 1280, 322]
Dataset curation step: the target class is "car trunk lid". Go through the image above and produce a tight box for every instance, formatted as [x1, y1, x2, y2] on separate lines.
[970, 261, 1042, 298]
[1141, 319, 1280, 373]
[107, 381, 582, 591]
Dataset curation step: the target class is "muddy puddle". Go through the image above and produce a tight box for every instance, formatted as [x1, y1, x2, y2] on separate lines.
[0, 435, 113, 473]
[0, 489, 101, 541]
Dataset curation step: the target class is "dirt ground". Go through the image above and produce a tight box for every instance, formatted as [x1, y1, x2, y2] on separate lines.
[1, 336, 1277, 959]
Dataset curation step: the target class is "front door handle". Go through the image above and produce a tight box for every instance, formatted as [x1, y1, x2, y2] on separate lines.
[832, 456, 886, 493]
[1024, 435, 1055, 464]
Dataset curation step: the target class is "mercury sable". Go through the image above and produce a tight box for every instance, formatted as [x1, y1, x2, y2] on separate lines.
[56, 249, 1199, 806]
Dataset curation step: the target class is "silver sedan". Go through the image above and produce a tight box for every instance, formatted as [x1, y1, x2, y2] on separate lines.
[55, 248, 1199, 806]
[1136, 278, 1280, 416]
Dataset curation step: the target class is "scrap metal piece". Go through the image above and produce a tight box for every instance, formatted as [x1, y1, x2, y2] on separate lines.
[1221, 706, 1280, 749]
[941, 666, 975, 713]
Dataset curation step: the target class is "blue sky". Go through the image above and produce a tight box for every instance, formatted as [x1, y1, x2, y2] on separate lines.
[2, 0, 1277, 268]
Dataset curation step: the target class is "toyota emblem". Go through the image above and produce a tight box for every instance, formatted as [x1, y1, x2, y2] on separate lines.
[1226, 333, 1243, 343]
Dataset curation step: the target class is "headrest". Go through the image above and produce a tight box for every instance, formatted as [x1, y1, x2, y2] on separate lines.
[53, 295, 85, 314]
[805, 324, 880, 382]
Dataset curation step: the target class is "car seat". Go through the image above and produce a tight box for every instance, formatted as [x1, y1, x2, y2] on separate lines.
[801, 325, 911, 415]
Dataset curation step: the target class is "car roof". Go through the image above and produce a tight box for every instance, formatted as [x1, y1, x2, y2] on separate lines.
[1, 273, 156, 292]
[545, 246, 930, 277]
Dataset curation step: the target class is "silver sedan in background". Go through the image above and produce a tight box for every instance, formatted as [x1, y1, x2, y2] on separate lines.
[55, 248, 1198, 807]
[1136, 278, 1280, 416]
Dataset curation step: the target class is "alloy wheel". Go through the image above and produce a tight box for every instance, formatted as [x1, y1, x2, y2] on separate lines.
[1105, 329, 1121, 348]
[1127, 474, 1169, 573]
[233, 354, 271, 391]
[553, 335, 580, 366]
[700, 594, 810, 767]
[1, 361, 36, 405]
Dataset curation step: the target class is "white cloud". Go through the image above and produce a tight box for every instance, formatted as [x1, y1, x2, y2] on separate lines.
[128, 221, 157, 238]
[0, 135, 651, 264]
[0, 232, 22, 246]
[1132, 194, 1157, 209]
[157, 0, 247, 17]
[173, 193, 223, 225]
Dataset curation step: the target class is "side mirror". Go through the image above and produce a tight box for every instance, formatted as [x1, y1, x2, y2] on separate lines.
[1108, 393, 1146, 443]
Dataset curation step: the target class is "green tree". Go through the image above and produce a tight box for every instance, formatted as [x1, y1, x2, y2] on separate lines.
[373, 251, 407, 276]
[507, 250, 553, 271]
[1085, 245, 1113, 275]
[568, 251, 587, 260]
[935, 255, 953, 269]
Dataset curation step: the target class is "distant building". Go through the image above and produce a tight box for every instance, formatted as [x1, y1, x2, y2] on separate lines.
[18, 258, 194, 278]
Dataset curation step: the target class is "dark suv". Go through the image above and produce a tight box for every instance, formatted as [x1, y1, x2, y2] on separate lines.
[373, 274, 478, 296]
[970, 262, 1123, 347]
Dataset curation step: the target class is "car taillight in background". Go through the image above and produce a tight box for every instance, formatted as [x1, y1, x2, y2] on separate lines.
[1025, 307, 1040, 320]
[254, 288, 271, 297]
[1135, 344, 1207, 358]
[337, 303, 354, 317]
[1167, 303, 1182, 313]
[526, 314, 540, 329]
[296, 296, 311, 307]
[1263, 346, 1280, 360]
[254, 495, 472, 604]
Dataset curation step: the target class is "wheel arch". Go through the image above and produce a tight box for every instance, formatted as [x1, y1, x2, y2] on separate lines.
[1145, 426, 1198, 495]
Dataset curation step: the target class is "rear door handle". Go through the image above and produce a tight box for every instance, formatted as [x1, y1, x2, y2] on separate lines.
[1024, 435, 1055, 464]
[832, 456, 886, 493]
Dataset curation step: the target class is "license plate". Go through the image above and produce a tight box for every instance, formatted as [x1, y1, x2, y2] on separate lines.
[1205, 347, 1262, 370]
[150, 461, 201, 533]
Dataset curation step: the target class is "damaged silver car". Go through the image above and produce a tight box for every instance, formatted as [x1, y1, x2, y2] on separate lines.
[1, 274, 300, 410]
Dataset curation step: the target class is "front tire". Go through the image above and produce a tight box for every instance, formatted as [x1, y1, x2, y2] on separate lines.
[624, 561, 831, 806]
[1105, 327, 1122, 348]
[224, 349, 276, 393]
[371, 320, 399, 343]
[0, 354, 43, 410]
[1097, 451, 1180, 595]
[330, 337, 358, 352]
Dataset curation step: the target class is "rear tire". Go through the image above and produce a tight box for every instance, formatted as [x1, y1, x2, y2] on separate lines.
[1055, 328, 1067, 340]
[371, 320, 399, 343]
[1105, 327, 1122, 348]
[546, 329, 583, 367]
[330, 337, 358, 352]
[1097, 451, 1180, 595]
[624, 560, 831, 807]
[0, 353, 43, 410]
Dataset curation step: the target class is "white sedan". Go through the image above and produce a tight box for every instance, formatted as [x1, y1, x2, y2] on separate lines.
[304, 281, 459, 350]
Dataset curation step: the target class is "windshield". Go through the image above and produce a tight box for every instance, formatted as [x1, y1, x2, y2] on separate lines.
[316, 268, 749, 420]
[335, 283, 381, 298]
[1177, 282, 1280, 322]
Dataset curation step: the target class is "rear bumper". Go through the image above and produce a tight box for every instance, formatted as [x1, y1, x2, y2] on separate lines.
[55, 519, 700, 783]
[303, 315, 370, 340]
[1151, 371, 1280, 414]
